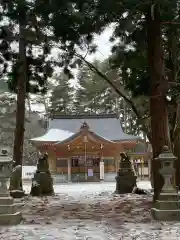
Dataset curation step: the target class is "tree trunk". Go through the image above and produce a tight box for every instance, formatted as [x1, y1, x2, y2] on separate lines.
[173, 104, 180, 189]
[165, 26, 180, 187]
[11, 16, 27, 190]
[146, 4, 171, 202]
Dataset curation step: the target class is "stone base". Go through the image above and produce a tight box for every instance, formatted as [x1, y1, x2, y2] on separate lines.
[152, 192, 180, 221]
[115, 175, 137, 194]
[0, 212, 21, 225]
[151, 208, 180, 221]
[31, 172, 54, 196]
[0, 195, 22, 225]
[0, 204, 16, 214]
[0, 197, 14, 205]
[159, 192, 179, 201]
[155, 200, 180, 210]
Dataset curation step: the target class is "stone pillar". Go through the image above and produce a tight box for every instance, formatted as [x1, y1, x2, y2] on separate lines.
[151, 146, 180, 221]
[100, 161, 104, 180]
[67, 158, 71, 182]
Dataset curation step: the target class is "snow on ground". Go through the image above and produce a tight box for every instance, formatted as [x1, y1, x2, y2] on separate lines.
[22, 180, 152, 198]
[1, 181, 180, 239]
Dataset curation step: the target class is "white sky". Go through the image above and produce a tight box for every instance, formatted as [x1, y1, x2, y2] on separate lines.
[86, 27, 113, 61]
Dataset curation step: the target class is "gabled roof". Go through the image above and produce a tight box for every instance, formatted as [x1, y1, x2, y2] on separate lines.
[48, 113, 140, 141]
[30, 128, 74, 142]
[55, 121, 116, 145]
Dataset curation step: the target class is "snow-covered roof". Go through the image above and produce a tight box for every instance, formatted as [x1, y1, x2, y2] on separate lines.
[48, 114, 140, 141]
[56, 129, 116, 145]
[31, 114, 140, 144]
[30, 128, 74, 142]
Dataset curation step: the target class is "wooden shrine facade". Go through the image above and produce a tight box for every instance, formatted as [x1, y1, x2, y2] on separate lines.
[31, 114, 140, 182]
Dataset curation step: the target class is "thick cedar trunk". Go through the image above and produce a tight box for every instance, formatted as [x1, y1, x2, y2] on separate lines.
[166, 27, 177, 143]
[146, 5, 171, 201]
[173, 104, 180, 189]
[11, 18, 27, 190]
[172, 125, 180, 189]
[166, 27, 180, 188]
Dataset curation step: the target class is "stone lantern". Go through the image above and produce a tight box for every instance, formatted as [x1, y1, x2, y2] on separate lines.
[0, 149, 21, 225]
[151, 146, 180, 221]
[0, 149, 13, 196]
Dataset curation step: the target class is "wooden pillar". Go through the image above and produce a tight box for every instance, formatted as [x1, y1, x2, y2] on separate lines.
[148, 156, 151, 181]
[67, 158, 71, 182]
[100, 160, 104, 180]
[140, 157, 142, 179]
[115, 156, 118, 172]
[142, 156, 144, 179]
[131, 156, 136, 175]
[47, 151, 56, 173]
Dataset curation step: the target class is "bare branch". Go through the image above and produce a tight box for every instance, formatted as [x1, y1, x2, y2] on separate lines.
[161, 21, 180, 25]
[75, 53, 141, 117]
[75, 53, 152, 141]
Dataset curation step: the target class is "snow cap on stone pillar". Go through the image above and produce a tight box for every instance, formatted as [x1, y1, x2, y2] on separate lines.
[157, 146, 177, 162]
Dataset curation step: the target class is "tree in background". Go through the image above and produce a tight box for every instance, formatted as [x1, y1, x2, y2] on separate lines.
[75, 61, 108, 114]
[47, 59, 143, 137]
[74, 59, 142, 135]
[49, 73, 74, 115]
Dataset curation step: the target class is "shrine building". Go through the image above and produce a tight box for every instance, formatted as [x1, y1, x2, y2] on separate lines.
[30, 113, 140, 182]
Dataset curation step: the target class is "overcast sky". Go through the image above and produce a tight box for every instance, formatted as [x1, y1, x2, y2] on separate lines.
[86, 27, 113, 61]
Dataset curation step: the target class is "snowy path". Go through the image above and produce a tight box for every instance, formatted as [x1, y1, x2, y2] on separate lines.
[23, 180, 152, 197]
[1, 181, 180, 239]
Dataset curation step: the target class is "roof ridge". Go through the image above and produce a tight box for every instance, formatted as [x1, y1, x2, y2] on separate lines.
[50, 113, 119, 119]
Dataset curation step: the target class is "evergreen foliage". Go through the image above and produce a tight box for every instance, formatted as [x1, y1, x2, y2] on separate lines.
[0, 0, 54, 94]
[49, 73, 74, 114]
[49, 60, 141, 135]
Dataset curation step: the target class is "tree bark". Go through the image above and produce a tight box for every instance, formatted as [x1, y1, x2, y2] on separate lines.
[146, 4, 171, 201]
[173, 104, 180, 189]
[11, 14, 27, 190]
[165, 26, 180, 188]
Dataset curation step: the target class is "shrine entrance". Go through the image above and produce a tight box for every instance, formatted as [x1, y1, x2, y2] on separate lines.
[71, 154, 101, 182]
[37, 121, 135, 182]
